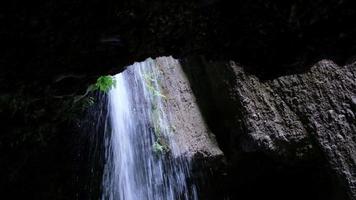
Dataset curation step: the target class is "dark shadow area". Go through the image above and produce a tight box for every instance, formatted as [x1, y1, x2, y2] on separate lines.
[1, 0, 356, 84]
[223, 152, 345, 200]
[0, 91, 107, 199]
[180, 56, 349, 200]
[1, 0, 356, 199]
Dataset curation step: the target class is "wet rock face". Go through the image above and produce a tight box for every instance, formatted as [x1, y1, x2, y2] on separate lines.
[228, 63, 312, 159]
[183, 58, 356, 199]
[268, 61, 356, 199]
[155, 57, 223, 161]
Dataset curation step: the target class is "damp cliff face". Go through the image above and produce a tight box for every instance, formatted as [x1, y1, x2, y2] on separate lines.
[181, 58, 356, 200]
[100, 57, 222, 200]
[154, 57, 223, 160]
[81, 57, 224, 200]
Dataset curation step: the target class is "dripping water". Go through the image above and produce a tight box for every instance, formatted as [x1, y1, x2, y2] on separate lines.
[101, 58, 198, 200]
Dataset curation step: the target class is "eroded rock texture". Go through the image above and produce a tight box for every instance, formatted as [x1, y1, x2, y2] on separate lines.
[268, 61, 356, 199]
[183, 58, 356, 199]
[155, 57, 223, 161]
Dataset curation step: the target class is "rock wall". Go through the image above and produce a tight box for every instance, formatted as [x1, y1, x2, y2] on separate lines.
[268, 61, 356, 199]
[182, 57, 356, 199]
[154, 57, 223, 161]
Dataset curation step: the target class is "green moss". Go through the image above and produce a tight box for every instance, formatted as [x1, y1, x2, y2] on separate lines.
[143, 73, 166, 99]
[152, 141, 164, 153]
[93, 75, 116, 93]
[152, 140, 169, 154]
[74, 75, 116, 104]
[143, 71, 171, 154]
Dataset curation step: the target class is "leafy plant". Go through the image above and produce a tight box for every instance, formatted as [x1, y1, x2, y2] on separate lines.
[153, 141, 164, 153]
[152, 140, 169, 154]
[142, 71, 171, 154]
[93, 75, 116, 93]
[74, 75, 116, 103]
[143, 73, 167, 99]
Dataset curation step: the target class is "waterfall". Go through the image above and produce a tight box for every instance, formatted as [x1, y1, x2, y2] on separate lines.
[101, 57, 198, 200]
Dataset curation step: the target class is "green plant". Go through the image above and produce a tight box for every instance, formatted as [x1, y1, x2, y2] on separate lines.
[143, 73, 166, 99]
[93, 75, 116, 93]
[153, 141, 164, 153]
[74, 75, 116, 103]
[152, 140, 169, 154]
[143, 71, 171, 154]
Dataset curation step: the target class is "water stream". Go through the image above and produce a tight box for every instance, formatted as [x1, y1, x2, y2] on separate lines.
[101, 58, 198, 200]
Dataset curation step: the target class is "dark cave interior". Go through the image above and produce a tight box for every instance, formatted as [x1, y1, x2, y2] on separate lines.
[1, 0, 356, 199]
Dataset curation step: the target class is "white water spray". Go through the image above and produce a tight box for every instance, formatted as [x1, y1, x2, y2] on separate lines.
[101, 58, 198, 200]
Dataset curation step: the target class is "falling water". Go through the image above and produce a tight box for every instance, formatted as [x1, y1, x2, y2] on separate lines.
[101, 58, 198, 200]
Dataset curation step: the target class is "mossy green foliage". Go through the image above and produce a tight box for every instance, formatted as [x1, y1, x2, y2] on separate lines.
[152, 140, 169, 154]
[143, 73, 166, 99]
[142, 71, 171, 154]
[152, 141, 164, 153]
[74, 75, 116, 104]
[93, 75, 116, 93]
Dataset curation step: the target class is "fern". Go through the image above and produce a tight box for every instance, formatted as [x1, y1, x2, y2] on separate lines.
[74, 75, 116, 104]
[94, 75, 116, 93]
